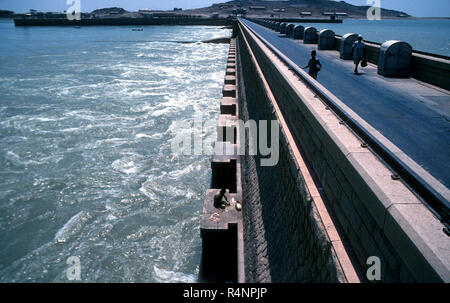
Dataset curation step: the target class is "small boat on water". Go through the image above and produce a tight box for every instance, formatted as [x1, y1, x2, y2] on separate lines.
[132, 28, 144, 31]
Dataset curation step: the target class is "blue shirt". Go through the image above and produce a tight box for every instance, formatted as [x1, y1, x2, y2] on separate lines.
[353, 41, 365, 59]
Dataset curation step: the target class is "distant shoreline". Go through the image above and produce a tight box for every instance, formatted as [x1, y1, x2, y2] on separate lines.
[13, 17, 231, 27]
[2, 15, 450, 21]
[342, 17, 450, 20]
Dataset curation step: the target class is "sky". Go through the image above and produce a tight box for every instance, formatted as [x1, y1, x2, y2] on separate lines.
[0, 0, 449, 17]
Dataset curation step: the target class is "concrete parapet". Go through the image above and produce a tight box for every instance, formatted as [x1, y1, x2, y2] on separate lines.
[410, 53, 450, 90]
[340, 33, 359, 60]
[378, 40, 412, 78]
[334, 35, 342, 52]
[334, 35, 449, 90]
[286, 24, 295, 37]
[304, 27, 318, 44]
[318, 29, 335, 50]
[361, 42, 380, 65]
[293, 25, 304, 40]
[270, 21, 276, 30]
[275, 22, 281, 32]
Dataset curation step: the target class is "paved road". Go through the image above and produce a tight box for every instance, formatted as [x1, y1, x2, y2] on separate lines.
[241, 19, 450, 190]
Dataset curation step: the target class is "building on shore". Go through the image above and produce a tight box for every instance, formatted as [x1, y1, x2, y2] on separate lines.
[249, 6, 266, 11]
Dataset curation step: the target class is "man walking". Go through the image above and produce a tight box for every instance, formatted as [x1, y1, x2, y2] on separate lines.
[352, 35, 365, 74]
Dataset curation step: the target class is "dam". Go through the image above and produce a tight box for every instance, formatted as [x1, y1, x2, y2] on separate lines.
[2, 14, 449, 283]
[200, 18, 450, 283]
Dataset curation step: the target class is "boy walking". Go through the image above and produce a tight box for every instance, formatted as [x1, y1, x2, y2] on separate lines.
[304, 50, 322, 80]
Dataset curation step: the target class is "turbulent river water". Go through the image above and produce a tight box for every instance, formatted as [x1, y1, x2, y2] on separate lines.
[0, 19, 230, 282]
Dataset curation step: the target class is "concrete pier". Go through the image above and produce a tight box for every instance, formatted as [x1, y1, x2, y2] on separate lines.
[200, 37, 245, 283]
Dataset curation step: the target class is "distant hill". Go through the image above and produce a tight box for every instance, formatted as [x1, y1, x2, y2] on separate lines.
[10, 1, 411, 20]
[0, 10, 14, 18]
[91, 7, 128, 15]
[185, 0, 411, 18]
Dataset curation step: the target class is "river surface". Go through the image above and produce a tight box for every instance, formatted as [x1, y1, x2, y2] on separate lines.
[1, 16, 449, 283]
[293, 19, 450, 56]
[0, 19, 229, 282]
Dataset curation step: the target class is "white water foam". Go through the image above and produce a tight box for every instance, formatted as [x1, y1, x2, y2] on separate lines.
[153, 265, 196, 283]
[54, 211, 86, 243]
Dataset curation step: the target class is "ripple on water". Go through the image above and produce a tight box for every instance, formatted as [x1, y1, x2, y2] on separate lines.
[0, 25, 229, 282]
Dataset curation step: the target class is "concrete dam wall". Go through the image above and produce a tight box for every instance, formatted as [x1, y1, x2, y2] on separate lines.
[237, 23, 359, 283]
[13, 17, 230, 27]
[200, 20, 450, 283]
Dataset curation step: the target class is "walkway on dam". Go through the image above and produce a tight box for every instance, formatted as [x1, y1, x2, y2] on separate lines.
[241, 19, 450, 190]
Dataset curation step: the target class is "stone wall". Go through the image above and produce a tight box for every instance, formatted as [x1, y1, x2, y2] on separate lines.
[237, 28, 349, 283]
